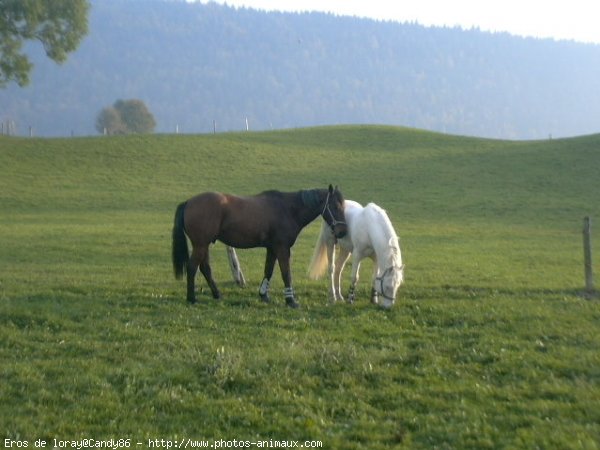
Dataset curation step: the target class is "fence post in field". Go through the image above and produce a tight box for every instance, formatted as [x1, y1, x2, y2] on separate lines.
[583, 216, 594, 293]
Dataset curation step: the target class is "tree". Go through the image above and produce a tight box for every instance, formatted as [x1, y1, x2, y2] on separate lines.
[0, 0, 90, 87]
[96, 99, 156, 135]
[114, 99, 156, 134]
[95, 106, 125, 135]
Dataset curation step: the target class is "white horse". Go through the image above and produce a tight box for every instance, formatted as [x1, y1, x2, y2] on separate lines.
[308, 200, 404, 308]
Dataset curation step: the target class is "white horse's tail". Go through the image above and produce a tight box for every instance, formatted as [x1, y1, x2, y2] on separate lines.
[308, 223, 330, 280]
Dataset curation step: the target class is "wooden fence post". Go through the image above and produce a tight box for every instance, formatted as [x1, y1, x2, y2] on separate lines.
[583, 216, 594, 293]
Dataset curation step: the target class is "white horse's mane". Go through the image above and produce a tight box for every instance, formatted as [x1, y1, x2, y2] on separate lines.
[364, 202, 402, 269]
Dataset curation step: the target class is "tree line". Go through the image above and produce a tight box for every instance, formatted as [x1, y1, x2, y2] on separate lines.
[1, 0, 600, 139]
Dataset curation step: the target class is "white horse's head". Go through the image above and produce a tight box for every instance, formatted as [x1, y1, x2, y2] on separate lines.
[374, 237, 404, 309]
[375, 264, 405, 309]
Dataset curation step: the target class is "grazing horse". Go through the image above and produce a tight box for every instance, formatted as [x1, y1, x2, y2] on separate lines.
[172, 185, 347, 308]
[308, 200, 404, 309]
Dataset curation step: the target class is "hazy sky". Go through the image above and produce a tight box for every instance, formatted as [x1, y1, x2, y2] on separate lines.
[194, 0, 600, 44]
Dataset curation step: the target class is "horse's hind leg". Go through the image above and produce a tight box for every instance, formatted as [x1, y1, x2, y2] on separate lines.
[227, 246, 246, 287]
[186, 250, 199, 304]
[332, 246, 350, 302]
[189, 245, 221, 302]
[199, 246, 221, 299]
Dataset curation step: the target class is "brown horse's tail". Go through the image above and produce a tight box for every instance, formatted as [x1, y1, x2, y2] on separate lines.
[172, 201, 189, 279]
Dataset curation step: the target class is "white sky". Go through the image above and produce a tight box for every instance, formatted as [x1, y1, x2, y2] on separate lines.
[194, 0, 600, 44]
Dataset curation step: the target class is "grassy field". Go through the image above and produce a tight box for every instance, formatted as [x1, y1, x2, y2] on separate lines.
[1, 126, 599, 449]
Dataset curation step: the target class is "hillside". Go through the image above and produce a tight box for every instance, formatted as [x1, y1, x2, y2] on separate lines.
[2, 126, 599, 222]
[1, 0, 600, 139]
[1, 126, 599, 288]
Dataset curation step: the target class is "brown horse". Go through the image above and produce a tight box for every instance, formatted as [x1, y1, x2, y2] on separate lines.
[172, 185, 347, 307]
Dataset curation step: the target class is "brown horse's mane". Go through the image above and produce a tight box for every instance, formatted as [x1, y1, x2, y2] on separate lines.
[260, 188, 322, 209]
[258, 188, 342, 205]
[259, 189, 288, 198]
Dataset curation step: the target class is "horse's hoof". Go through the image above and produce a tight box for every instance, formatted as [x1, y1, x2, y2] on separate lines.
[187, 298, 197, 305]
[285, 297, 300, 308]
[260, 293, 271, 303]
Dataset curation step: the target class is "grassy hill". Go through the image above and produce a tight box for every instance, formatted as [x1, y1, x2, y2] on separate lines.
[1, 126, 599, 448]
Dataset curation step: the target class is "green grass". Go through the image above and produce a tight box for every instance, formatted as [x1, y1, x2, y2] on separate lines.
[1, 126, 599, 449]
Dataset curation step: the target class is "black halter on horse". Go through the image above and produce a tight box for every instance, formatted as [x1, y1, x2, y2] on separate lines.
[302, 189, 346, 233]
[172, 185, 347, 307]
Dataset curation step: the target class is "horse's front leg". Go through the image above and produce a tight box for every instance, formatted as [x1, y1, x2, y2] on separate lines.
[370, 264, 379, 305]
[259, 247, 277, 303]
[326, 241, 336, 302]
[347, 254, 362, 304]
[276, 246, 299, 308]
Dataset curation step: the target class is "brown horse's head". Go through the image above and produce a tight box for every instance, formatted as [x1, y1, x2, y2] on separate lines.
[322, 184, 347, 239]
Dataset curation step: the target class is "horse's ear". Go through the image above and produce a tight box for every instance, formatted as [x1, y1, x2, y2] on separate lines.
[328, 184, 334, 193]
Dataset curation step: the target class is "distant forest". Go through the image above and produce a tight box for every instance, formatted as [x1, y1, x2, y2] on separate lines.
[2, 0, 600, 139]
